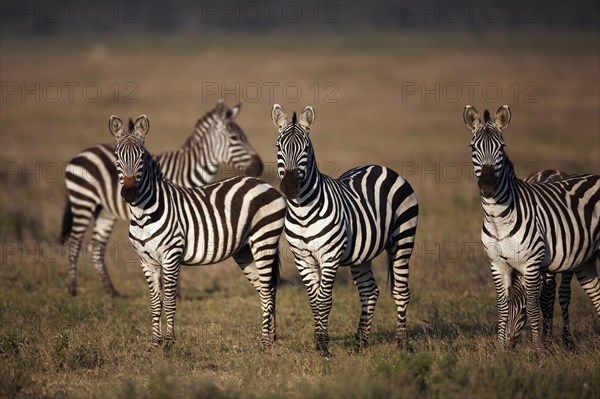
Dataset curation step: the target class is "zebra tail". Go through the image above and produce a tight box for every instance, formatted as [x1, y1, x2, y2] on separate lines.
[387, 254, 395, 295]
[59, 196, 73, 244]
[272, 249, 281, 287]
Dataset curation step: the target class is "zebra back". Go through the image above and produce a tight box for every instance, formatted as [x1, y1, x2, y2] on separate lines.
[63, 101, 261, 223]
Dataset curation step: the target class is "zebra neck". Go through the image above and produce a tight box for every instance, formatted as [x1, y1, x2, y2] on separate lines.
[127, 154, 161, 218]
[182, 117, 221, 184]
[184, 143, 220, 185]
[481, 157, 519, 220]
[291, 160, 324, 209]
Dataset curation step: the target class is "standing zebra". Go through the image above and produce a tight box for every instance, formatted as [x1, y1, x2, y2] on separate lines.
[109, 114, 285, 350]
[464, 105, 600, 350]
[61, 101, 262, 297]
[507, 170, 579, 347]
[272, 104, 419, 354]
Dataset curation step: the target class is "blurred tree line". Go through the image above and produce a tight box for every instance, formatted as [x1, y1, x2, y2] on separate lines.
[1, 0, 598, 36]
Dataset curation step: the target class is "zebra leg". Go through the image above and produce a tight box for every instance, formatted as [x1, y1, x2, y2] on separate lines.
[540, 273, 557, 342]
[388, 252, 412, 350]
[314, 263, 339, 355]
[295, 255, 322, 349]
[162, 259, 180, 352]
[235, 245, 278, 348]
[67, 235, 83, 297]
[65, 204, 95, 296]
[558, 271, 574, 347]
[350, 262, 379, 350]
[490, 263, 512, 348]
[506, 271, 527, 348]
[524, 267, 544, 351]
[141, 260, 163, 348]
[89, 213, 119, 297]
[574, 258, 600, 316]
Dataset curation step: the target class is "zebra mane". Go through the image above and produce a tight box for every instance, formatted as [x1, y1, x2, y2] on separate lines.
[128, 119, 135, 133]
[292, 112, 297, 125]
[144, 149, 164, 181]
[183, 110, 217, 148]
[503, 154, 516, 180]
[483, 110, 491, 123]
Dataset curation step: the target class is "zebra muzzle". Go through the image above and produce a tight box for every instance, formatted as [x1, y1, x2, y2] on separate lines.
[280, 169, 299, 200]
[121, 176, 139, 203]
[478, 165, 497, 198]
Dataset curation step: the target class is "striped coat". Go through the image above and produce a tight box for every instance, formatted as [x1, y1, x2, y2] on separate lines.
[272, 105, 418, 354]
[110, 115, 285, 350]
[61, 101, 262, 297]
[465, 105, 600, 350]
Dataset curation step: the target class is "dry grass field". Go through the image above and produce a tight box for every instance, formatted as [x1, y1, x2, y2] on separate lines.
[1, 32, 599, 398]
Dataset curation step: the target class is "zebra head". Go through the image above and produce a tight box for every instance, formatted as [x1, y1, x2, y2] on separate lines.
[209, 100, 263, 177]
[464, 105, 511, 198]
[272, 104, 315, 200]
[109, 115, 152, 204]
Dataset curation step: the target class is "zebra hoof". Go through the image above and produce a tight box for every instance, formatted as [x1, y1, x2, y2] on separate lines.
[354, 332, 369, 352]
[563, 335, 575, 349]
[163, 340, 174, 354]
[315, 333, 330, 356]
[396, 337, 409, 350]
[260, 334, 275, 350]
[68, 282, 77, 297]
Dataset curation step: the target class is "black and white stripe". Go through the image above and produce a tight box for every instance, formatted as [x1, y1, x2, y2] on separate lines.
[60, 101, 262, 297]
[507, 169, 578, 347]
[272, 105, 419, 354]
[109, 115, 285, 350]
[465, 105, 600, 350]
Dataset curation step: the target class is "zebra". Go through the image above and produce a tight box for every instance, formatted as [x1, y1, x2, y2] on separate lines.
[60, 101, 263, 297]
[272, 104, 419, 354]
[464, 104, 600, 350]
[506, 170, 579, 347]
[108, 114, 286, 350]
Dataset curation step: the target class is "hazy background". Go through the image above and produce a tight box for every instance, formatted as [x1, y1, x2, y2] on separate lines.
[1, 1, 599, 397]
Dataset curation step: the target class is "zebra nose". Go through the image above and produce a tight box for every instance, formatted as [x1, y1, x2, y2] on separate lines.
[121, 175, 139, 203]
[478, 164, 497, 198]
[121, 185, 139, 203]
[280, 169, 299, 200]
[123, 175, 136, 187]
[245, 155, 263, 177]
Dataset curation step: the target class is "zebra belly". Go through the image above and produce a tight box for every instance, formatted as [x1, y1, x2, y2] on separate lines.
[540, 244, 596, 273]
[181, 239, 245, 266]
[482, 227, 596, 274]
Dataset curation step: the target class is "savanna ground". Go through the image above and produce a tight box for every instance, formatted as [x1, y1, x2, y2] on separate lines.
[1, 33, 599, 398]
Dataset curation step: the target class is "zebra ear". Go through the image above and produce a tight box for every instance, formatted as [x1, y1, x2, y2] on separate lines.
[494, 105, 511, 130]
[300, 106, 315, 131]
[108, 115, 125, 140]
[227, 102, 242, 120]
[134, 115, 150, 139]
[272, 104, 289, 129]
[215, 100, 226, 118]
[463, 105, 481, 130]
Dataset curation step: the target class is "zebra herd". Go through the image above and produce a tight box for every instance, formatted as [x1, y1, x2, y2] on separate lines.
[60, 101, 600, 354]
